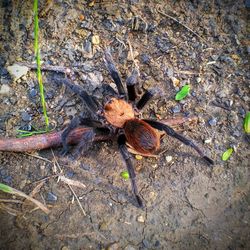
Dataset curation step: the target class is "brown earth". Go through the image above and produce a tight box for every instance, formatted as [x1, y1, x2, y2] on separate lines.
[0, 1, 249, 249]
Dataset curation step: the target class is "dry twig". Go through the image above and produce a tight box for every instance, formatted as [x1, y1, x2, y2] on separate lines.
[52, 151, 87, 216]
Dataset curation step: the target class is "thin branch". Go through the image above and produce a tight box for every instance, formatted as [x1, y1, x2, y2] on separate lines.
[52, 151, 86, 216]
[67, 184, 86, 216]
[0, 199, 23, 204]
[25, 153, 52, 163]
[58, 176, 86, 189]
[18, 62, 72, 74]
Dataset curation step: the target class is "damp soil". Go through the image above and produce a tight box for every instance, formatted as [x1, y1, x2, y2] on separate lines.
[0, 1, 250, 249]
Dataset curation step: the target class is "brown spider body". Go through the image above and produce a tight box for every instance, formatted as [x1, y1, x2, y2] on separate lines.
[124, 119, 161, 156]
[104, 97, 161, 156]
[104, 98, 135, 127]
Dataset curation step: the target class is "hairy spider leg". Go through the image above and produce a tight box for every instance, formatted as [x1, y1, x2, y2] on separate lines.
[136, 88, 159, 110]
[104, 49, 126, 98]
[72, 128, 95, 159]
[54, 77, 100, 113]
[118, 134, 143, 208]
[102, 83, 119, 97]
[61, 117, 105, 156]
[61, 117, 81, 156]
[144, 120, 214, 165]
[126, 68, 139, 101]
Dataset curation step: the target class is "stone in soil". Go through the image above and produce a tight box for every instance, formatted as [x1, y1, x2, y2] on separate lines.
[21, 112, 32, 122]
[29, 88, 37, 98]
[0, 84, 11, 95]
[208, 117, 217, 126]
[172, 105, 181, 113]
[7, 64, 29, 81]
[140, 54, 151, 64]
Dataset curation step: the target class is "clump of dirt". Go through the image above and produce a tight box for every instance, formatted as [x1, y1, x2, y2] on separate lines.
[0, 1, 249, 249]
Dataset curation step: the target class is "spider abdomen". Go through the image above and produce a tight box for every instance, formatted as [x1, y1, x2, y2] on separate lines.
[124, 119, 161, 155]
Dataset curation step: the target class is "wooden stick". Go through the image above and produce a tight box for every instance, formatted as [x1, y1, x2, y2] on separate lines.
[0, 127, 111, 152]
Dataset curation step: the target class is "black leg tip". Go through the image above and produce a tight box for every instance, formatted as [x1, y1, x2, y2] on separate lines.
[203, 156, 214, 165]
[135, 195, 144, 208]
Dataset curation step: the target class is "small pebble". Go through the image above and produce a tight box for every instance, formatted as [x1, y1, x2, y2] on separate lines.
[196, 77, 202, 83]
[21, 75, 27, 81]
[211, 55, 219, 61]
[205, 138, 212, 144]
[91, 35, 100, 45]
[19, 124, 32, 131]
[140, 54, 151, 64]
[137, 215, 145, 223]
[232, 130, 241, 137]
[142, 239, 150, 248]
[238, 107, 246, 117]
[21, 112, 32, 122]
[0, 84, 11, 95]
[29, 88, 37, 98]
[167, 68, 174, 78]
[172, 105, 181, 113]
[165, 156, 173, 162]
[7, 64, 29, 81]
[208, 117, 217, 126]
[171, 77, 180, 87]
[80, 163, 91, 171]
[102, 18, 114, 31]
[47, 192, 58, 202]
[155, 240, 161, 247]
[149, 191, 157, 201]
[84, 40, 92, 54]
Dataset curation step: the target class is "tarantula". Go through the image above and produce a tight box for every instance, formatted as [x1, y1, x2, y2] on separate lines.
[54, 49, 214, 208]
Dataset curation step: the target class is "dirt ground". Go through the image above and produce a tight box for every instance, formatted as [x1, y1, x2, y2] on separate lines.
[0, 0, 249, 249]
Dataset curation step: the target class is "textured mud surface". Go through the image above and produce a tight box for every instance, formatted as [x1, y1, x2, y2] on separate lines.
[0, 1, 249, 249]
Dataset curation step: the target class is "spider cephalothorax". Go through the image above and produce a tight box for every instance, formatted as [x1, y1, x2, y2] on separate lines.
[54, 48, 214, 208]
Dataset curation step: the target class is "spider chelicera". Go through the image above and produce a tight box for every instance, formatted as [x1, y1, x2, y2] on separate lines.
[54, 48, 214, 208]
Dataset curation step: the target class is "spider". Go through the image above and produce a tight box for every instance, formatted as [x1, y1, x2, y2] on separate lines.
[54, 48, 214, 208]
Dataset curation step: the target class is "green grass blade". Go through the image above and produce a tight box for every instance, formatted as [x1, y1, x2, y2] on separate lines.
[33, 0, 49, 130]
[0, 183, 13, 194]
[16, 129, 48, 138]
[243, 111, 250, 134]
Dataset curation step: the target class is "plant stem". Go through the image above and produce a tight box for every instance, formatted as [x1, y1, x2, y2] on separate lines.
[34, 0, 49, 130]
